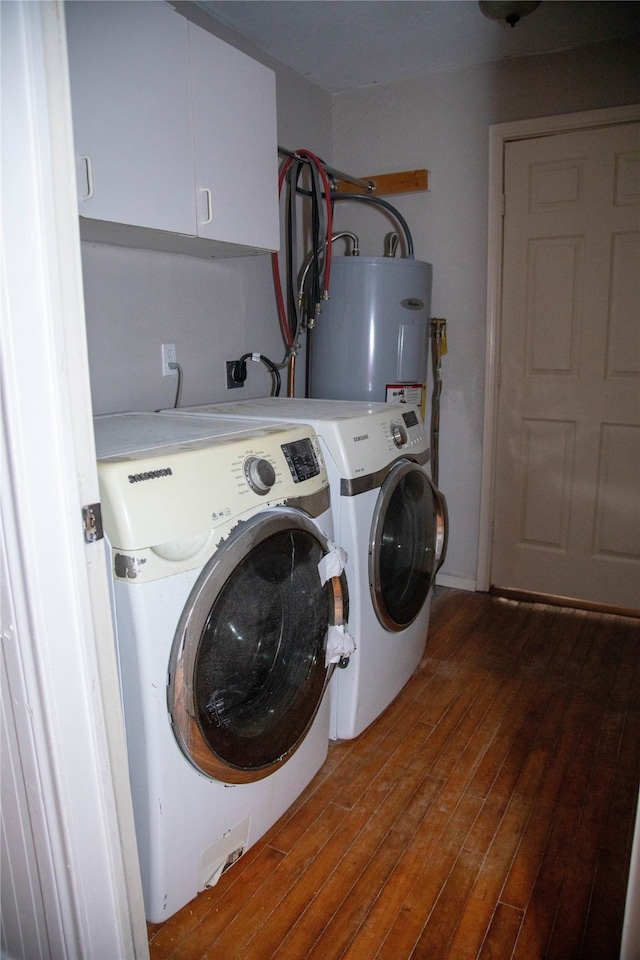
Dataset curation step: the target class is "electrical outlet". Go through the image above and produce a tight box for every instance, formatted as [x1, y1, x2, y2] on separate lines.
[162, 343, 177, 377]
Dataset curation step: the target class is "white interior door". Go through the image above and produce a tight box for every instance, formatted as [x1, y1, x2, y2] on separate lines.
[490, 120, 640, 611]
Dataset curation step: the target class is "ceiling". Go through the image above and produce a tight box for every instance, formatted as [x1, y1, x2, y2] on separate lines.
[196, 0, 640, 94]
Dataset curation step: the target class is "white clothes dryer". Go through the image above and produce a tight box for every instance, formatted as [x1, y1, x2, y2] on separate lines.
[161, 399, 448, 741]
[94, 413, 347, 922]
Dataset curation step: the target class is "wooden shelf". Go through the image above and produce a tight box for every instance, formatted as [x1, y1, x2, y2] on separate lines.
[333, 168, 429, 196]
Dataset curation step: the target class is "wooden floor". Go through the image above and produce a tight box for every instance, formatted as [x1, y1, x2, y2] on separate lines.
[148, 588, 640, 960]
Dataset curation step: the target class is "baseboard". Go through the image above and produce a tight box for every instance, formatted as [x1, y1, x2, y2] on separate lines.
[489, 586, 640, 620]
[435, 574, 477, 593]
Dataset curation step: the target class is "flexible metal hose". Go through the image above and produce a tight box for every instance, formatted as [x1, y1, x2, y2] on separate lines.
[430, 318, 447, 488]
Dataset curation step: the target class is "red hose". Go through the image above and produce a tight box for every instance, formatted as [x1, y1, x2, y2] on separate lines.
[271, 150, 334, 353]
[271, 155, 294, 349]
[294, 149, 333, 295]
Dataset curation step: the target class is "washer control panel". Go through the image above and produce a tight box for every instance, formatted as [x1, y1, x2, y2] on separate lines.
[96, 418, 328, 552]
[281, 436, 321, 483]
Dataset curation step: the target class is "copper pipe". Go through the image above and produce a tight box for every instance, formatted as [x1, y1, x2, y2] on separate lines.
[287, 353, 296, 397]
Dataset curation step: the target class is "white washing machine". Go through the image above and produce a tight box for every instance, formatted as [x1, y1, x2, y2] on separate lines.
[94, 412, 348, 922]
[161, 399, 448, 741]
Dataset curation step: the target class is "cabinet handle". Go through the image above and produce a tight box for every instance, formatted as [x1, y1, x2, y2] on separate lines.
[79, 155, 94, 200]
[201, 187, 212, 225]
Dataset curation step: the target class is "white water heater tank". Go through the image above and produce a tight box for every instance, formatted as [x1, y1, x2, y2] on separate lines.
[308, 256, 433, 403]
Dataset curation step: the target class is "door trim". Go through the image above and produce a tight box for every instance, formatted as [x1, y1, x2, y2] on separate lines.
[2, 2, 148, 955]
[476, 103, 640, 593]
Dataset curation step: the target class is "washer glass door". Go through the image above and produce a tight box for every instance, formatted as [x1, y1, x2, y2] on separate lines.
[369, 461, 447, 631]
[168, 508, 345, 783]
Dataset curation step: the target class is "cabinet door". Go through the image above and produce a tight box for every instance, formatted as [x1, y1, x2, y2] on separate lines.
[66, 1, 196, 235]
[189, 25, 280, 253]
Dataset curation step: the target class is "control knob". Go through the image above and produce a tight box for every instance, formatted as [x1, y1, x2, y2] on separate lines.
[391, 422, 408, 448]
[244, 456, 276, 495]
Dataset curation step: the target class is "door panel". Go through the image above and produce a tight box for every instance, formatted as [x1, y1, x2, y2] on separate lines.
[491, 121, 640, 610]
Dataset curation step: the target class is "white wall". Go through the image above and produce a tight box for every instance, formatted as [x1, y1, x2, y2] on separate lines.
[331, 35, 640, 585]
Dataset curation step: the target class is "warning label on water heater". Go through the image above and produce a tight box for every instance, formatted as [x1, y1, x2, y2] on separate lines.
[385, 383, 424, 407]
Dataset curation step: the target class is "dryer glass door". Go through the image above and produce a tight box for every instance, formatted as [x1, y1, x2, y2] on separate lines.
[369, 461, 447, 632]
[168, 508, 346, 783]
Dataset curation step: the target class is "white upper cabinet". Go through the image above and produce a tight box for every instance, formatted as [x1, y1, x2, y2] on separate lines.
[66, 1, 196, 235]
[65, 1, 279, 256]
[189, 25, 279, 254]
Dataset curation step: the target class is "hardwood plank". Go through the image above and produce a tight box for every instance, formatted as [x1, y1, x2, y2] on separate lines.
[464, 680, 544, 810]
[611, 617, 640, 707]
[320, 776, 445, 960]
[544, 606, 591, 675]
[580, 768, 638, 960]
[301, 779, 441, 960]
[373, 794, 484, 960]
[499, 800, 556, 912]
[410, 846, 485, 958]
[269, 788, 436, 958]
[264, 722, 441, 960]
[500, 696, 587, 910]
[446, 789, 538, 959]
[545, 756, 618, 959]
[477, 902, 524, 960]
[428, 671, 508, 781]
[510, 801, 583, 959]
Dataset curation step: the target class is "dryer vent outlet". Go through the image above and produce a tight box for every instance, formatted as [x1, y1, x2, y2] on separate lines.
[226, 360, 245, 388]
[199, 816, 250, 889]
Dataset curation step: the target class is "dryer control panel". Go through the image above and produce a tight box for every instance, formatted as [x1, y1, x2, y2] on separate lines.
[390, 407, 424, 448]
[322, 403, 429, 480]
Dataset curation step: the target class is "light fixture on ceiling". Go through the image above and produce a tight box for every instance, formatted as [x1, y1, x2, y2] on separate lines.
[479, 1, 541, 27]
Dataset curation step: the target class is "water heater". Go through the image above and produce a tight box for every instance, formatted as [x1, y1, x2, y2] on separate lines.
[308, 256, 433, 404]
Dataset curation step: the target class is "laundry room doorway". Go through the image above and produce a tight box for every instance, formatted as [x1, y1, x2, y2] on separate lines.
[478, 105, 640, 613]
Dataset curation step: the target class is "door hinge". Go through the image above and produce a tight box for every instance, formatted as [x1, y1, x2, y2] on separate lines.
[82, 502, 104, 543]
[501, 194, 505, 217]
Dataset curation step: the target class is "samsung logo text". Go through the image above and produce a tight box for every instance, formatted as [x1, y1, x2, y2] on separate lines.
[128, 468, 173, 484]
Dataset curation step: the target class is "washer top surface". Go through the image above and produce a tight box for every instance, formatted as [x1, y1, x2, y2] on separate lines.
[93, 411, 301, 459]
[173, 398, 390, 423]
[162, 399, 429, 479]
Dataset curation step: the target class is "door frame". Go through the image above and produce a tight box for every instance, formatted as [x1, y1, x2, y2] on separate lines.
[476, 103, 640, 593]
[2, 3, 148, 955]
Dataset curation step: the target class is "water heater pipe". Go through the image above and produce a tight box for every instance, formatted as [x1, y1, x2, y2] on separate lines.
[298, 232, 360, 328]
[330, 193, 415, 259]
[287, 352, 296, 397]
[430, 318, 447, 488]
